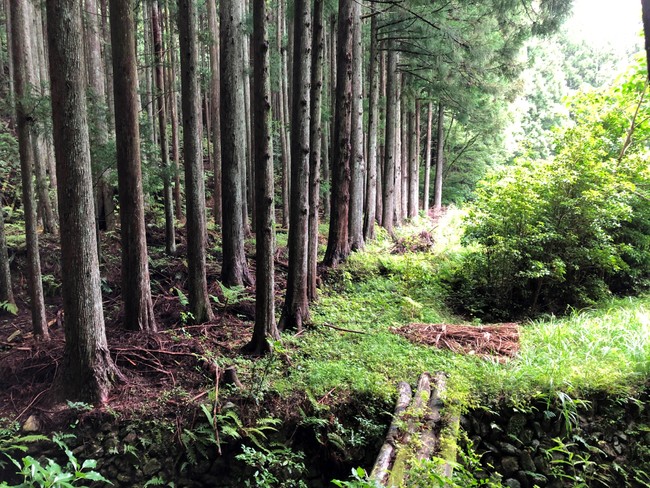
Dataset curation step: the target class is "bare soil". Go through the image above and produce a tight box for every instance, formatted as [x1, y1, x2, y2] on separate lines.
[0, 223, 288, 430]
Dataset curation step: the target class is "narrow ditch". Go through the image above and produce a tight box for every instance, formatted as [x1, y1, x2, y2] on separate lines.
[2, 387, 648, 487]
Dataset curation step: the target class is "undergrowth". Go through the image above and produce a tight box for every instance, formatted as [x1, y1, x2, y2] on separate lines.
[271, 209, 650, 410]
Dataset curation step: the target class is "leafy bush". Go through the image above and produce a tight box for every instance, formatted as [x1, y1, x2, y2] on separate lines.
[446, 62, 650, 320]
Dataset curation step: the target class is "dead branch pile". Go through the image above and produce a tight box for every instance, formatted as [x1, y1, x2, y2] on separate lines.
[391, 230, 436, 254]
[392, 323, 520, 359]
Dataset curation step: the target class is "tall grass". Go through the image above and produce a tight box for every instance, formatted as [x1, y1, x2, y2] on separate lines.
[271, 211, 650, 408]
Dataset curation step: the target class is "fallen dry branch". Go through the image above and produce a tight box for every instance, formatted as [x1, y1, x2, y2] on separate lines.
[392, 322, 520, 359]
[321, 322, 368, 335]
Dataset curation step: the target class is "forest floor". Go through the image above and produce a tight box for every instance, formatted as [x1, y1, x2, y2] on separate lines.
[0, 212, 446, 422]
[1, 208, 648, 422]
[0, 208, 649, 486]
[0, 209, 518, 429]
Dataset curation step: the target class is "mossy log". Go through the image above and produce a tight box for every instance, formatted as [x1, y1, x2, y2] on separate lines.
[370, 381, 412, 484]
[371, 372, 454, 487]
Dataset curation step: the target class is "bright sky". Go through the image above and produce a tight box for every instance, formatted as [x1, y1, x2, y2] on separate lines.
[565, 0, 643, 52]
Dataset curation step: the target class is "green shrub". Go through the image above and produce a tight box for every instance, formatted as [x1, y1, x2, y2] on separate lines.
[446, 62, 650, 321]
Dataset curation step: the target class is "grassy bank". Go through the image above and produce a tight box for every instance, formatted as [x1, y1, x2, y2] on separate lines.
[270, 209, 650, 410]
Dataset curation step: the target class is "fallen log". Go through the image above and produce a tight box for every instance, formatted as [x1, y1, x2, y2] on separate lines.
[370, 372, 454, 487]
[387, 373, 433, 486]
[416, 372, 447, 461]
[370, 381, 412, 484]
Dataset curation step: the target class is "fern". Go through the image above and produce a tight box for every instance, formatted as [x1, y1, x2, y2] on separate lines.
[144, 476, 174, 487]
[0, 301, 18, 315]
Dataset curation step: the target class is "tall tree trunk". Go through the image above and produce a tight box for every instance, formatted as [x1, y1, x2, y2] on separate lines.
[207, 0, 222, 226]
[348, 1, 364, 251]
[423, 101, 433, 214]
[642, 0, 650, 78]
[246, 0, 279, 354]
[398, 94, 402, 225]
[4, 0, 14, 127]
[323, 0, 353, 267]
[381, 45, 397, 235]
[307, 0, 324, 301]
[433, 102, 445, 215]
[142, 5, 155, 154]
[36, 7, 58, 197]
[47, 0, 117, 401]
[325, 14, 338, 222]
[11, 0, 48, 341]
[164, 1, 183, 220]
[26, 1, 57, 236]
[220, 0, 252, 287]
[0, 208, 15, 308]
[393, 71, 403, 226]
[363, 10, 379, 241]
[100, 0, 115, 131]
[242, 2, 253, 235]
[86, 0, 114, 239]
[408, 106, 419, 218]
[0, 2, 4, 80]
[110, 0, 157, 332]
[321, 17, 333, 221]
[152, 1, 176, 255]
[277, 0, 290, 228]
[179, 0, 214, 323]
[376, 49, 386, 226]
[279, 0, 311, 331]
[415, 100, 421, 210]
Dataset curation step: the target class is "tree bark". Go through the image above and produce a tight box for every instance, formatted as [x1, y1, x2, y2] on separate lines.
[242, 2, 253, 236]
[141, 4, 155, 153]
[86, 0, 114, 234]
[277, 0, 290, 229]
[0, 209, 14, 308]
[348, 1, 364, 251]
[381, 45, 397, 235]
[207, 0, 222, 227]
[28, 3, 57, 236]
[642, 0, 650, 79]
[179, 0, 214, 323]
[4, 0, 14, 127]
[279, 0, 311, 331]
[423, 101, 433, 214]
[325, 13, 338, 221]
[0, 2, 4, 80]
[363, 10, 379, 241]
[47, 0, 117, 401]
[11, 0, 49, 341]
[100, 0, 115, 132]
[394, 74, 403, 226]
[307, 0, 324, 301]
[433, 102, 444, 215]
[323, 0, 353, 267]
[220, 0, 252, 287]
[109, 0, 157, 332]
[408, 105, 419, 218]
[163, 1, 182, 220]
[246, 0, 279, 354]
[376, 49, 386, 226]
[399, 93, 408, 223]
[152, 1, 176, 255]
